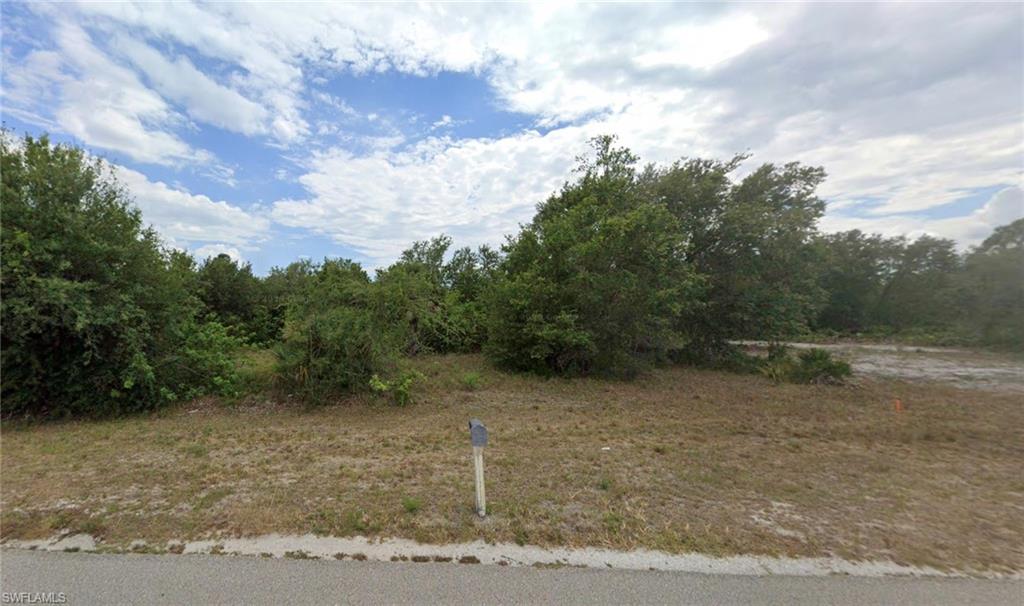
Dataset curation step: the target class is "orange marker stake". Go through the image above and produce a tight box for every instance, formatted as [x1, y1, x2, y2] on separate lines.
[894, 398, 904, 412]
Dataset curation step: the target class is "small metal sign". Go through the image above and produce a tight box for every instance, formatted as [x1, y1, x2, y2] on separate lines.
[469, 419, 488, 447]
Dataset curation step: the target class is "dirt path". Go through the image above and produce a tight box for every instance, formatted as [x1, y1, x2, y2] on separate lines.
[740, 342, 1024, 394]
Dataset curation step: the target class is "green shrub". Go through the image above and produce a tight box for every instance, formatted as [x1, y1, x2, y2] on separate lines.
[401, 496, 422, 514]
[459, 371, 482, 390]
[793, 348, 852, 384]
[276, 259, 397, 403]
[759, 347, 852, 385]
[374, 237, 495, 355]
[672, 342, 761, 374]
[1, 134, 239, 418]
[278, 305, 394, 403]
[369, 370, 424, 407]
[159, 320, 243, 401]
[233, 348, 279, 394]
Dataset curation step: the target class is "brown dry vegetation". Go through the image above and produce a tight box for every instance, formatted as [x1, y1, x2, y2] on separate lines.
[2, 353, 1023, 573]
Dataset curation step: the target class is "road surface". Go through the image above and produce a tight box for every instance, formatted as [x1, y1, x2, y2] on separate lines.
[2, 549, 1021, 605]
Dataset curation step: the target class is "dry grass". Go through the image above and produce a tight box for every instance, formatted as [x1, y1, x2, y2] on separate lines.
[2, 354, 1022, 573]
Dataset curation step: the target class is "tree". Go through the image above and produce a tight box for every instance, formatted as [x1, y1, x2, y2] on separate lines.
[196, 253, 259, 335]
[648, 155, 827, 355]
[955, 219, 1024, 349]
[873, 235, 960, 330]
[376, 235, 488, 354]
[258, 259, 317, 342]
[276, 259, 395, 401]
[814, 230, 898, 332]
[485, 136, 702, 376]
[1, 133, 238, 417]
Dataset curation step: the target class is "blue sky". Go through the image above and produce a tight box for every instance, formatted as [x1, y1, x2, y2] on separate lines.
[2, 2, 1021, 274]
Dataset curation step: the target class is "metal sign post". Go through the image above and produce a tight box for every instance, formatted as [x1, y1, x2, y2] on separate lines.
[469, 419, 488, 517]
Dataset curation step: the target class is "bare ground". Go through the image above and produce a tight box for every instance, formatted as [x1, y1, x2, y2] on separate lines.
[2, 354, 1023, 574]
[739, 341, 1024, 394]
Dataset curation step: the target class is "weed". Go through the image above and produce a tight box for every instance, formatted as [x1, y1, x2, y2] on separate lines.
[195, 488, 233, 511]
[759, 348, 852, 385]
[460, 372, 482, 391]
[514, 527, 529, 546]
[401, 496, 422, 514]
[369, 371, 425, 406]
[603, 512, 624, 533]
[793, 349, 852, 384]
[182, 443, 208, 458]
[78, 518, 106, 537]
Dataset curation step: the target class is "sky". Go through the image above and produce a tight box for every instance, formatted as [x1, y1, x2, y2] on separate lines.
[2, 1, 1022, 274]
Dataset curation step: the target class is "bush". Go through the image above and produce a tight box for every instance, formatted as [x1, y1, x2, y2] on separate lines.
[401, 497, 422, 514]
[1, 134, 239, 418]
[158, 320, 244, 401]
[369, 370, 424, 407]
[459, 371, 482, 391]
[671, 342, 761, 374]
[374, 237, 496, 355]
[759, 347, 852, 385]
[278, 304, 395, 403]
[276, 259, 397, 403]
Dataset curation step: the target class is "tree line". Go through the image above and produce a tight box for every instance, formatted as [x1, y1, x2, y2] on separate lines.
[2, 134, 1020, 418]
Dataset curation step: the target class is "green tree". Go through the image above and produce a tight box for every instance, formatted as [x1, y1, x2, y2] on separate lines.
[375, 235, 479, 354]
[258, 258, 317, 342]
[648, 155, 827, 355]
[873, 235, 960, 330]
[814, 230, 899, 332]
[485, 136, 702, 376]
[955, 219, 1024, 349]
[1, 134, 238, 417]
[196, 253, 259, 335]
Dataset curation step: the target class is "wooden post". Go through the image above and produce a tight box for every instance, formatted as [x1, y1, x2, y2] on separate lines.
[473, 446, 486, 517]
[469, 419, 488, 517]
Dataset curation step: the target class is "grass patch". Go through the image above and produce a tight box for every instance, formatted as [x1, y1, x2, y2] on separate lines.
[401, 497, 422, 514]
[195, 487, 233, 511]
[459, 372, 483, 391]
[2, 353, 1022, 573]
[182, 443, 208, 458]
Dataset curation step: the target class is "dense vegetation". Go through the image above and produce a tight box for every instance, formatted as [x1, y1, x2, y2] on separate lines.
[813, 225, 1024, 347]
[2, 133, 1020, 417]
[1, 136, 240, 417]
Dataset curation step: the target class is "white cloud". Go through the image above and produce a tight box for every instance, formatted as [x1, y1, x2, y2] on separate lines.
[820, 186, 1024, 249]
[431, 115, 454, 129]
[115, 165, 271, 250]
[4, 2, 1021, 264]
[3, 20, 213, 166]
[111, 36, 270, 136]
[194, 244, 245, 263]
[272, 129, 584, 263]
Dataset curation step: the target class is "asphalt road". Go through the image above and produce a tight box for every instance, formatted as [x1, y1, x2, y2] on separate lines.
[2, 549, 1021, 605]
